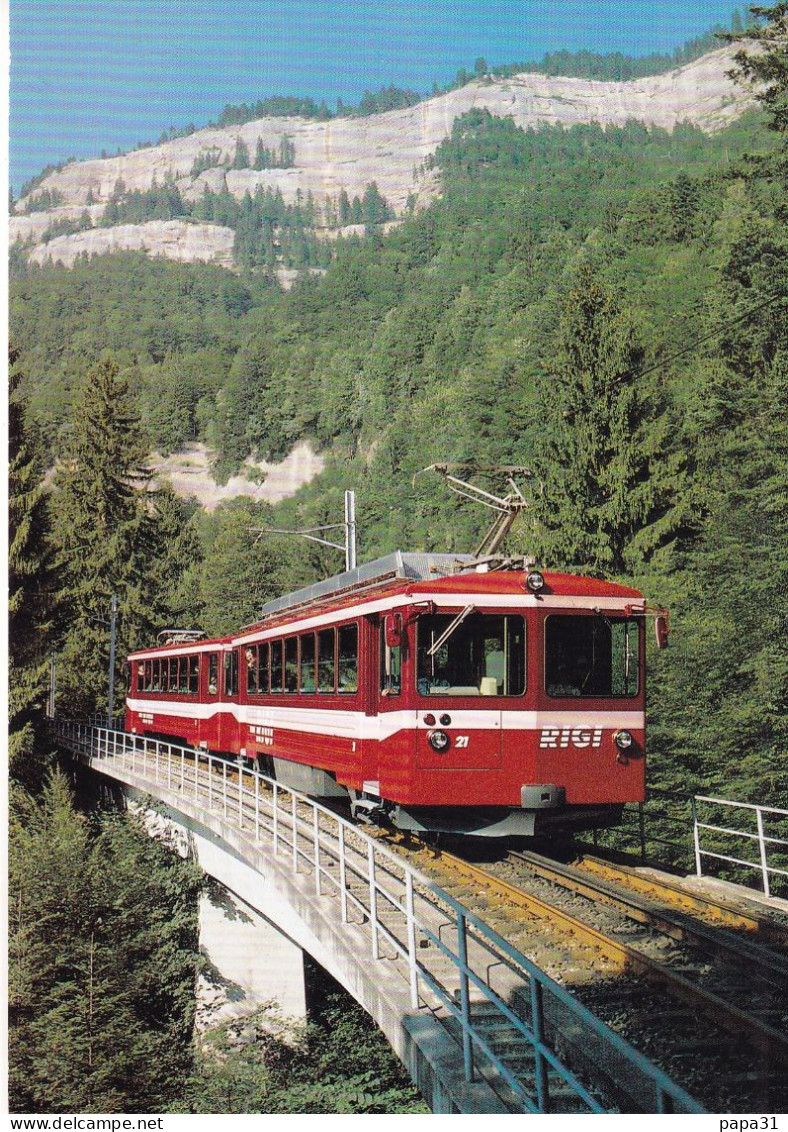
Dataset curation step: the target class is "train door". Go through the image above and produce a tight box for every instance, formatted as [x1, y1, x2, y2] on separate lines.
[217, 648, 240, 753]
[413, 610, 517, 770]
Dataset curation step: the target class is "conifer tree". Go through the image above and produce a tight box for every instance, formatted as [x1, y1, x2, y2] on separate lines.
[9, 351, 57, 785]
[530, 264, 690, 576]
[9, 773, 201, 1112]
[51, 355, 155, 715]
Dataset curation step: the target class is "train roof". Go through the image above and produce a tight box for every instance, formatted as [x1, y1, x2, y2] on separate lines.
[237, 552, 643, 633]
[130, 552, 644, 658]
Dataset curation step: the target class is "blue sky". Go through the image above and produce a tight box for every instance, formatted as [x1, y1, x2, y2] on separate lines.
[10, 1, 741, 194]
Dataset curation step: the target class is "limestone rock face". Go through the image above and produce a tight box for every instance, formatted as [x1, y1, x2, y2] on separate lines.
[15, 47, 752, 270]
[26, 220, 236, 268]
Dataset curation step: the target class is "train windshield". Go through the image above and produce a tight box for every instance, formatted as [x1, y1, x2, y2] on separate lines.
[417, 613, 526, 696]
[545, 615, 640, 698]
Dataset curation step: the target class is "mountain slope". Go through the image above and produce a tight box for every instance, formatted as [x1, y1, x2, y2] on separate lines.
[12, 47, 751, 270]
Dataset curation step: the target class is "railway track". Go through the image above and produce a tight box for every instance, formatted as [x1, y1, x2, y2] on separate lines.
[408, 843, 788, 1112]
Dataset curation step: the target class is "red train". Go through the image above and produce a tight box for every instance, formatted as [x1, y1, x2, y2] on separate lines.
[125, 552, 666, 838]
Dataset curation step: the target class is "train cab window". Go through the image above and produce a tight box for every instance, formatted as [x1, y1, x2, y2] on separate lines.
[284, 637, 299, 693]
[188, 656, 199, 694]
[224, 651, 239, 697]
[417, 613, 526, 696]
[545, 615, 640, 698]
[300, 633, 316, 693]
[270, 640, 283, 693]
[380, 628, 401, 697]
[317, 628, 335, 693]
[208, 653, 219, 696]
[337, 624, 358, 694]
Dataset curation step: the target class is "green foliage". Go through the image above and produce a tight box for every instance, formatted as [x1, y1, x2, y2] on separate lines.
[49, 356, 196, 713]
[175, 994, 427, 1114]
[9, 351, 58, 787]
[529, 263, 692, 576]
[727, 3, 788, 134]
[24, 188, 65, 212]
[9, 773, 202, 1113]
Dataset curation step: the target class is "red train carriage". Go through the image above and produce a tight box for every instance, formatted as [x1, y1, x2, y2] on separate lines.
[126, 552, 664, 837]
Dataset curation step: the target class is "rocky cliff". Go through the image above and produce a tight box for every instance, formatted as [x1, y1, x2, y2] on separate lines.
[12, 46, 751, 270]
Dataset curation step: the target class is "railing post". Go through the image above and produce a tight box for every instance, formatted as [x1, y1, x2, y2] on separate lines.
[223, 762, 228, 817]
[313, 808, 321, 896]
[273, 783, 279, 854]
[180, 747, 185, 793]
[530, 978, 549, 1112]
[367, 842, 379, 960]
[292, 793, 298, 872]
[193, 749, 199, 801]
[254, 773, 260, 840]
[165, 743, 170, 790]
[756, 807, 771, 898]
[692, 795, 702, 877]
[339, 824, 348, 923]
[238, 760, 244, 829]
[405, 871, 419, 1009]
[457, 911, 474, 1082]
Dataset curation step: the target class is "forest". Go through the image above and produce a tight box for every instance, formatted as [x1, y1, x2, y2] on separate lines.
[8, 7, 788, 1113]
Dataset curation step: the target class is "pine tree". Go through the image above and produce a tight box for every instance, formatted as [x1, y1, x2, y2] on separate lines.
[9, 773, 201, 1112]
[529, 264, 691, 576]
[9, 351, 57, 785]
[50, 355, 155, 715]
[727, 3, 788, 135]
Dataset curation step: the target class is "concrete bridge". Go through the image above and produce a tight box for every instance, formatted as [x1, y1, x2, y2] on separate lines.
[54, 721, 703, 1115]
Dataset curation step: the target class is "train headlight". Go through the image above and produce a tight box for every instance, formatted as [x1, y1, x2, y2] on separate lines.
[614, 729, 634, 751]
[526, 570, 545, 594]
[428, 729, 451, 753]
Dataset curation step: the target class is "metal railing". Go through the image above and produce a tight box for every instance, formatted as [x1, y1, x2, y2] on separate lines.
[588, 789, 788, 900]
[692, 795, 788, 900]
[54, 720, 704, 1115]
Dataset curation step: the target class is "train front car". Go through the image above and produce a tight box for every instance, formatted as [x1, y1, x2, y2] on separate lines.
[373, 561, 647, 838]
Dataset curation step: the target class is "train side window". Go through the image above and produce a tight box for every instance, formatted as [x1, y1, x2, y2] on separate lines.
[284, 637, 298, 693]
[151, 659, 160, 692]
[258, 641, 270, 693]
[270, 640, 283, 694]
[338, 624, 358, 694]
[224, 651, 238, 697]
[160, 659, 169, 693]
[169, 658, 178, 693]
[189, 655, 199, 694]
[300, 633, 316, 693]
[317, 628, 335, 693]
[208, 653, 219, 695]
[245, 645, 258, 694]
[144, 661, 153, 691]
[380, 626, 401, 696]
